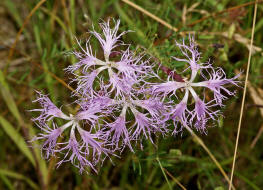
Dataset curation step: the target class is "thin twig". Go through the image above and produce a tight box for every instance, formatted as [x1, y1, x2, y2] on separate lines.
[7, 0, 47, 62]
[228, 1, 258, 190]
[184, 125, 235, 190]
[121, 0, 178, 32]
[250, 124, 263, 149]
[31, 61, 74, 92]
[163, 168, 187, 190]
[247, 104, 263, 108]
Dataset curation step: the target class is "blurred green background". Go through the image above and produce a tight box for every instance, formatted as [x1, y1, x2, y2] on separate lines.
[0, 0, 263, 189]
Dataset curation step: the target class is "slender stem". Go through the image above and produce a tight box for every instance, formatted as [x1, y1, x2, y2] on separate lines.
[156, 156, 173, 190]
[228, 1, 258, 189]
[163, 168, 187, 190]
[184, 125, 235, 190]
[32, 61, 74, 91]
[121, 0, 178, 32]
[7, 0, 47, 62]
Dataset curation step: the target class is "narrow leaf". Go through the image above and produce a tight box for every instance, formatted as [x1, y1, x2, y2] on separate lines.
[0, 174, 14, 190]
[0, 116, 35, 167]
[0, 70, 22, 122]
[0, 169, 39, 190]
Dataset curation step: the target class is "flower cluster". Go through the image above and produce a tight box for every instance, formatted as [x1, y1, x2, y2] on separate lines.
[31, 19, 239, 173]
[152, 36, 240, 134]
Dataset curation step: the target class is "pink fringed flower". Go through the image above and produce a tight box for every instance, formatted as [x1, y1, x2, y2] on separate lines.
[153, 35, 239, 133]
[100, 89, 167, 151]
[31, 92, 112, 173]
[31, 19, 240, 174]
[90, 19, 129, 61]
[31, 91, 69, 123]
[56, 128, 96, 173]
[65, 19, 151, 99]
[103, 114, 132, 152]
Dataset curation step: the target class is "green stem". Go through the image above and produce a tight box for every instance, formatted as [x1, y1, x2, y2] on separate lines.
[156, 156, 172, 190]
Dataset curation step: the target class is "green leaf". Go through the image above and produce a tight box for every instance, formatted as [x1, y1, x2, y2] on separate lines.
[0, 174, 14, 190]
[0, 116, 35, 167]
[0, 70, 48, 185]
[0, 70, 22, 122]
[0, 169, 39, 190]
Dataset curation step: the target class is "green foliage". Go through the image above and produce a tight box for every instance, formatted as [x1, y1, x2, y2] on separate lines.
[0, 169, 38, 190]
[0, 116, 35, 167]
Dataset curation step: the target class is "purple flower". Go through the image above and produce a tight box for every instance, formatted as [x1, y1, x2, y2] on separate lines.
[189, 91, 220, 133]
[57, 127, 96, 173]
[114, 49, 150, 80]
[130, 110, 157, 144]
[173, 35, 213, 83]
[91, 19, 129, 61]
[74, 70, 98, 97]
[33, 122, 68, 159]
[115, 49, 139, 76]
[66, 19, 151, 99]
[108, 72, 134, 98]
[78, 127, 112, 164]
[64, 38, 99, 74]
[191, 67, 240, 106]
[31, 19, 240, 174]
[75, 109, 100, 126]
[103, 114, 133, 152]
[153, 35, 239, 132]
[31, 92, 111, 173]
[100, 90, 167, 151]
[133, 97, 166, 118]
[173, 35, 204, 82]
[55, 124, 113, 173]
[170, 90, 190, 134]
[152, 79, 186, 98]
[31, 91, 68, 123]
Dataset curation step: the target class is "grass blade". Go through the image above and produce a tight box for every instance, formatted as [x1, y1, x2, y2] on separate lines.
[0, 70, 22, 122]
[0, 116, 35, 167]
[0, 174, 14, 190]
[156, 156, 172, 190]
[0, 70, 48, 186]
[0, 169, 39, 190]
